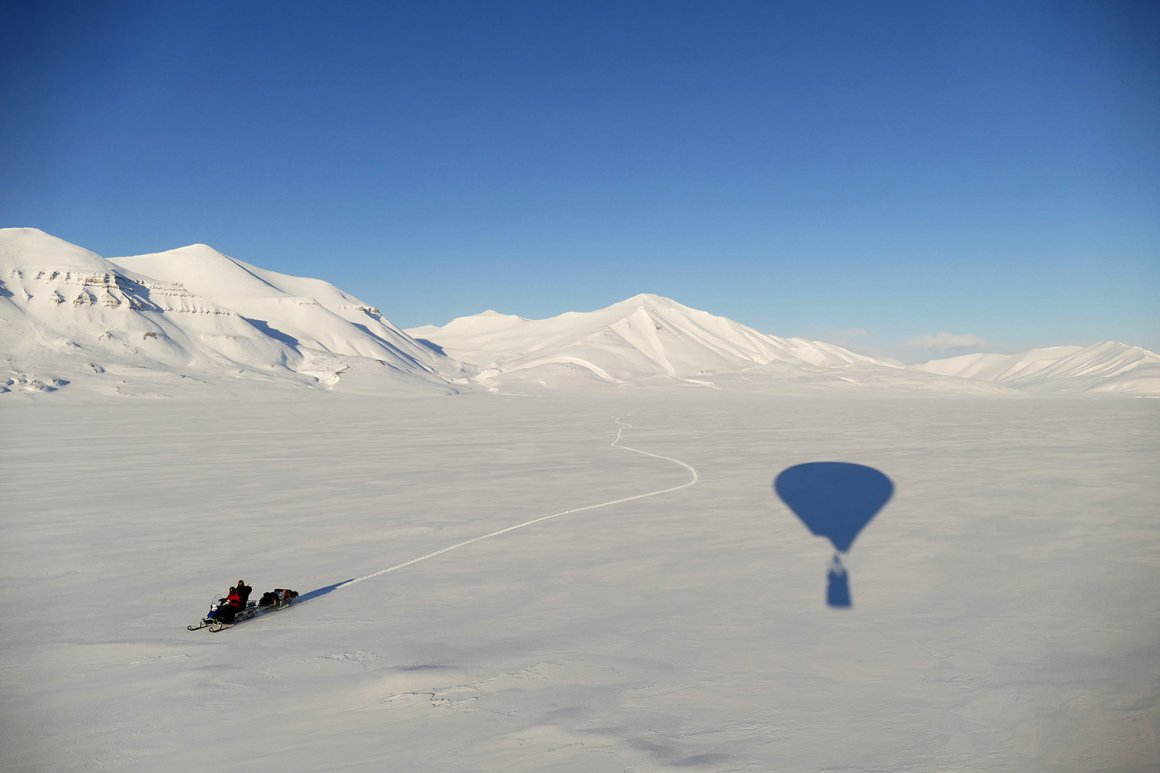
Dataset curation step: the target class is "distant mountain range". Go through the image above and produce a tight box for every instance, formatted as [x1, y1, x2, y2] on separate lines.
[914, 343, 1160, 395]
[2, 228, 1156, 397]
[407, 295, 1006, 395]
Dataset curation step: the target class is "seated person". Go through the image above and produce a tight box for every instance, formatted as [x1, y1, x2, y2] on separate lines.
[208, 586, 243, 623]
[235, 579, 253, 605]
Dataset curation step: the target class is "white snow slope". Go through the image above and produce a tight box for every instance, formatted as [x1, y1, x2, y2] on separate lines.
[110, 244, 469, 386]
[916, 343, 1160, 396]
[411, 296, 1160, 396]
[409, 293, 885, 384]
[0, 228, 465, 396]
[2, 393, 1157, 772]
[408, 295, 1023, 395]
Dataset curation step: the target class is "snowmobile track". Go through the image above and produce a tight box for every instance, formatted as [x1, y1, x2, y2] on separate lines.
[337, 419, 699, 591]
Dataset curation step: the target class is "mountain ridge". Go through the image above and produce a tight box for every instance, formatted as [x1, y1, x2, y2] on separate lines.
[110, 243, 467, 379]
[408, 296, 1009, 394]
[1, 228, 465, 397]
[916, 342, 1160, 395]
[3, 228, 1156, 398]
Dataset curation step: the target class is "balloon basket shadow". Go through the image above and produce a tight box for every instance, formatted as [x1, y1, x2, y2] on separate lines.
[826, 554, 852, 609]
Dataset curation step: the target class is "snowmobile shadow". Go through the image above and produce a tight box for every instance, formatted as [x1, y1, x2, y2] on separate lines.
[774, 462, 893, 609]
[296, 579, 355, 604]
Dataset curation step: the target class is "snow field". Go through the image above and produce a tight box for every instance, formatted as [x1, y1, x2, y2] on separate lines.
[337, 417, 699, 589]
[1, 393, 1157, 772]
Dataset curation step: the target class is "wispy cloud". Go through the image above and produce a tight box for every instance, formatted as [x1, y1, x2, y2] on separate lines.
[910, 332, 988, 351]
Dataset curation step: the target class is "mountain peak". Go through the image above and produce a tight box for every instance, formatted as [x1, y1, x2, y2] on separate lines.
[626, 292, 667, 303]
[407, 293, 886, 387]
[163, 243, 236, 261]
[617, 292, 683, 310]
[2, 229, 467, 397]
[0, 228, 111, 271]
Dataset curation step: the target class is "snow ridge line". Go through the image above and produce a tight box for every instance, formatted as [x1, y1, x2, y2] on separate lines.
[338, 419, 698, 590]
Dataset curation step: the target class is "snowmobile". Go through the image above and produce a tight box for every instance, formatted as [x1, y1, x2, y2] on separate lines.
[187, 589, 296, 632]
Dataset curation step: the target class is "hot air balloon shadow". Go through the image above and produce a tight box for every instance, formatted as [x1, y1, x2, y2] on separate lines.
[775, 462, 893, 609]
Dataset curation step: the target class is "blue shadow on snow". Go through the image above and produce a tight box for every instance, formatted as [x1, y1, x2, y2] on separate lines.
[296, 579, 355, 604]
[241, 317, 301, 348]
[774, 462, 893, 609]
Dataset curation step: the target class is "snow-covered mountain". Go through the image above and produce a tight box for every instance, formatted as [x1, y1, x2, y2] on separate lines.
[110, 244, 470, 387]
[406, 294, 1019, 395]
[4, 228, 1156, 398]
[915, 342, 1160, 396]
[408, 293, 887, 388]
[0, 228, 466, 396]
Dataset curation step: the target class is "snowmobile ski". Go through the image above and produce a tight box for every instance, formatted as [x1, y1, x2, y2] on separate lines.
[207, 601, 293, 631]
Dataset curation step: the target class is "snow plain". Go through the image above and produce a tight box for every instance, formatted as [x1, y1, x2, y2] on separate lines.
[2, 390, 1157, 772]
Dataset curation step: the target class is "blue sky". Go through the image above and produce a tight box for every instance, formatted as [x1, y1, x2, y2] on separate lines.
[3, 1, 1157, 359]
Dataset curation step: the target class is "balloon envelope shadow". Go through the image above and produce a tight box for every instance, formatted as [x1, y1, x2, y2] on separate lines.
[775, 462, 893, 609]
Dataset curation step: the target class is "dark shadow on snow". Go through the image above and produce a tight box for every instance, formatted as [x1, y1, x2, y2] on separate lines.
[775, 462, 893, 609]
[296, 579, 355, 604]
[826, 555, 853, 608]
[413, 337, 447, 357]
[242, 317, 301, 348]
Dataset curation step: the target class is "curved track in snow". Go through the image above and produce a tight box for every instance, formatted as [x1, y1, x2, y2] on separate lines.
[338, 419, 698, 591]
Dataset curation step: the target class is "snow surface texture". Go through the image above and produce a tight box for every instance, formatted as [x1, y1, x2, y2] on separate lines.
[4, 227, 1158, 769]
[4, 227, 1156, 399]
[2, 393, 1157, 772]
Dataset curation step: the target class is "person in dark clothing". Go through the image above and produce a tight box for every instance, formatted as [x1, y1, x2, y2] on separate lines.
[235, 580, 252, 605]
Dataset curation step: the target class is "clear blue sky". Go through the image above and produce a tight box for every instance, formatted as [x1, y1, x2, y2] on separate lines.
[3, 1, 1157, 359]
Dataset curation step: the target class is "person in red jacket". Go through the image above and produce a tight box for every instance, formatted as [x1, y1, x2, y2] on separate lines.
[210, 585, 244, 624]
